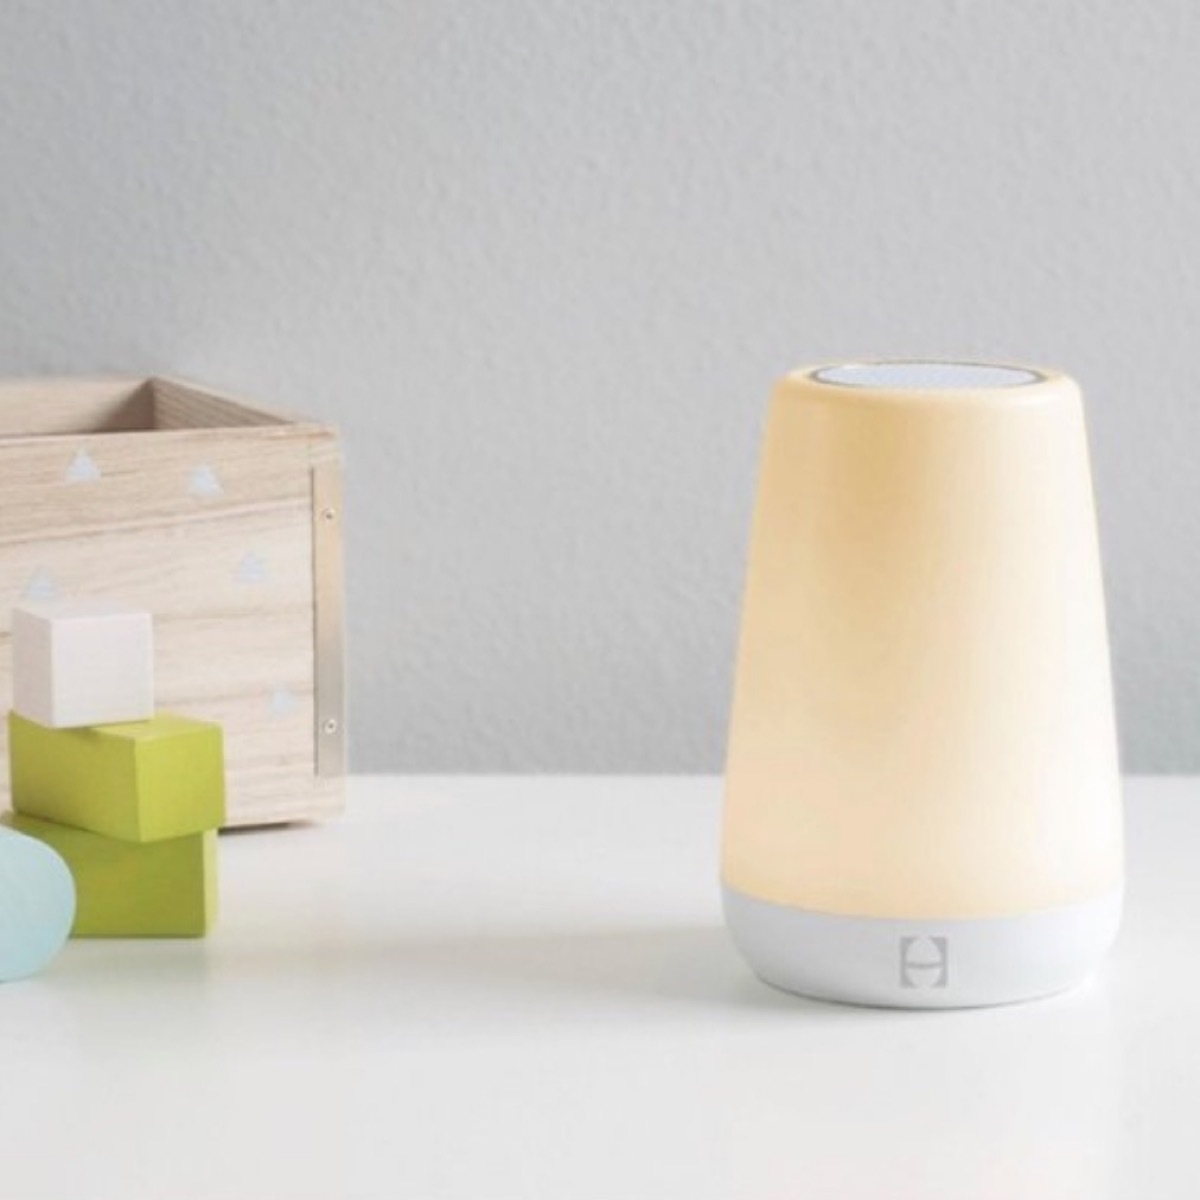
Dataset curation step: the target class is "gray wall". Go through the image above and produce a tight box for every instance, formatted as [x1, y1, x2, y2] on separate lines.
[0, 1, 1194, 772]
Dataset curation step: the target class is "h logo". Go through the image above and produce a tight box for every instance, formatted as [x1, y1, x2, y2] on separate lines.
[899, 935, 949, 989]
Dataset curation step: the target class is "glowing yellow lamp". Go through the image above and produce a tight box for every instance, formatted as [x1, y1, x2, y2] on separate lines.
[723, 361, 1122, 1007]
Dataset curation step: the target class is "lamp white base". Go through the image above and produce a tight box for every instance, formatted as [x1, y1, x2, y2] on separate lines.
[723, 884, 1122, 1009]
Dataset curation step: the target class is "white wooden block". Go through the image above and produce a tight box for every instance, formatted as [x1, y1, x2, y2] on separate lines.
[12, 599, 154, 728]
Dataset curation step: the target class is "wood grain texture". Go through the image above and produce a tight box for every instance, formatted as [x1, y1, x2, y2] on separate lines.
[312, 453, 345, 779]
[0, 378, 152, 436]
[150, 378, 289, 429]
[0, 377, 344, 826]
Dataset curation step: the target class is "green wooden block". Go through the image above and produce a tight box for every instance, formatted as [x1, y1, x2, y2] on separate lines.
[9, 711, 225, 843]
[1, 811, 217, 938]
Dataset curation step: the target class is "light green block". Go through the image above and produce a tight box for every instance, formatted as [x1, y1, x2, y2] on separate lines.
[1, 811, 217, 937]
[9, 711, 225, 843]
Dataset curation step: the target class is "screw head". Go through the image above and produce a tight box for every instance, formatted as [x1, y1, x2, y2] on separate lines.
[321, 507, 337, 523]
[323, 718, 339, 735]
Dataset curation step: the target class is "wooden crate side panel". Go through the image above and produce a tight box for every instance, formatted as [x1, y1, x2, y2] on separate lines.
[0, 426, 319, 543]
[0, 431, 339, 825]
[312, 453, 345, 780]
[151, 376, 318, 428]
[150, 378, 290, 429]
[0, 379, 153, 437]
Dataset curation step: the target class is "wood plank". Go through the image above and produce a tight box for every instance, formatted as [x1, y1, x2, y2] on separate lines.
[150, 378, 289, 429]
[0, 430, 316, 544]
[0, 378, 152, 437]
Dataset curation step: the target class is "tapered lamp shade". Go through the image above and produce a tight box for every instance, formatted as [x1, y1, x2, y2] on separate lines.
[722, 362, 1123, 1008]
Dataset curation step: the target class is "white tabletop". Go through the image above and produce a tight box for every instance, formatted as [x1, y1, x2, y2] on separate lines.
[0, 775, 1192, 1199]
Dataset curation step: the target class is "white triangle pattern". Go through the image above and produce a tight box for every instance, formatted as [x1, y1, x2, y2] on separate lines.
[188, 465, 223, 498]
[65, 448, 101, 484]
[236, 551, 268, 584]
[23, 569, 61, 600]
[269, 687, 299, 717]
[60, 456, 233, 497]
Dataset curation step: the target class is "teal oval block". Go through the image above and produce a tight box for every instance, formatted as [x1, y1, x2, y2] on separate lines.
[0, 826, 75, 981]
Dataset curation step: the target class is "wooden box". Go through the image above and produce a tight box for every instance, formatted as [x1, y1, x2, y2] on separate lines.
[0, 377, 344, 826]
